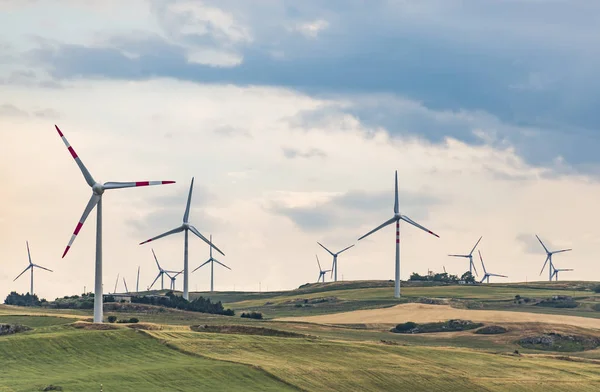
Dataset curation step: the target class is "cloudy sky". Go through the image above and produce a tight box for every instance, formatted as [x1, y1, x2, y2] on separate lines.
[2, 0, 599, 300]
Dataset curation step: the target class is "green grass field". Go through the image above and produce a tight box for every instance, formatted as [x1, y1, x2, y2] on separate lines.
[2, 280, 600, 391]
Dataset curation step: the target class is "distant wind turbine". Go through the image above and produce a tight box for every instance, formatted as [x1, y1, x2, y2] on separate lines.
[148, 249, 179, 290]
[316, 255, 331, 283]
[113, 273, 120, 294]
[357, 170, 439, 298]
[536, 235, 572, 282]
[192, 235, 231, 292]
[317, 242, 354, 282]
[55, 125, 175, 323]
[13, 241, 53, 296]
[123, 277, 129, 293]
[139, 178, 224, 300]
[551, 267, 574, 281]
[448, 236, 482, 276]
[136, 266, 140, 293]
[166, 270, 183, 291]
[478, 250, 508, 283]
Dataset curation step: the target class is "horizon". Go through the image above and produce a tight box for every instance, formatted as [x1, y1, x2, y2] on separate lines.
[3, 1, 600, 301]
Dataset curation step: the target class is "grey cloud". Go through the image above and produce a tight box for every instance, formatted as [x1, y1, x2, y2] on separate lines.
[0, 104, 28, 117]
[270, 189, 442, 233]
[282, 147, 326, 159]
[214, 125, 252, 138]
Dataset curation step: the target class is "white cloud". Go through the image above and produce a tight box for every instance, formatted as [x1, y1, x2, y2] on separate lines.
[293, 19, 329, 38]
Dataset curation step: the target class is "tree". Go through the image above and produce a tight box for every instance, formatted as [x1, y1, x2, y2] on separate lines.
[107, 316, 117, 323]
[461, 271, 476, 284]
[4, 292, 41, 307]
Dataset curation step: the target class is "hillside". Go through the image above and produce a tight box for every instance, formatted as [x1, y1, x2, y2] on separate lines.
[1, 281, 600, 391]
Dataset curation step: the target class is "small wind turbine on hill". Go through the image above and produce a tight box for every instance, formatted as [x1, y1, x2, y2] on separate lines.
[139, 178, 224, 300]
[113, 273, 120, 293]
[536, 235, 572, 282]
[357, 171, 439, 298]
[448, 236, 482, 277]
[316, 255, 331, 283]
[13, 241, 52, 296]
[478, 250, 507, 283]
[317, 242, 354, 282]
[166, 270, 183, 290]
[192, 235, 231, 292]
[552, 267, 574, 281]
[55, 125, 175, 323]
[148, 249, 179, 290]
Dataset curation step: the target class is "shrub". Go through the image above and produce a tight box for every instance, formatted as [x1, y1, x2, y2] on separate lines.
[593, 285, 600, 294]
[129, 317, 139, 323]
[241, 311, 263, 320]
[107, 316, 117, 323]
[129, 292, 234, 316]
[475, 325, 508, 334]
[394, 322, 417, 332]
[4, 292, 41, 307]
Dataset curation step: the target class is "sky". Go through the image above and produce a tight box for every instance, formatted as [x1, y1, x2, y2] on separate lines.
[1, 0, 600, 300]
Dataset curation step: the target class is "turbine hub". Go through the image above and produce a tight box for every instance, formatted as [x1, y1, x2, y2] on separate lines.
[92, 183, 104, 195]
[394, 213, 401, 219]
[182, 222, 190, 229]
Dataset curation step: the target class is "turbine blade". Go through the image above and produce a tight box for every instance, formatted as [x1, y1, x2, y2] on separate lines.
[400, 215, 439, 238]
[213, 259, 231, 270]
[55, 125, 96, 187]
[13, 265, 31, 281]
[26, 241, 32, 265]
[103, 180, 175, 190]
[539, 255, 550, 275]
[552, 248, 572, 254]
[62, 193, 100, 258]
[358, 217, 397, 241]
[317, 242, 334, 256]
[478, 250, 486, 274]
[469, 236, 483, 256]
[33, 265, 53, 272]
[394, 170, 399, 214]
[316, 255, 322, 271]
[192, 259, 211, 273]
[140, 226, 184, 245]
[189, 225, 225, 256]
[148, 273, 161, 289]
[336, 244, 355, 255]
[151, 248, 162, 271]
[471, 260, 478, 277]
[490, 273, 508, 278]
[536, 235, 550, 254]
[183, 177, 194, 223]
[448, 254, 468, 258]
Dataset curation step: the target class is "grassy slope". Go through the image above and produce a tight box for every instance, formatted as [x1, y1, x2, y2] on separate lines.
[152, 329, 600, 392]
[0, 326, 296, 392]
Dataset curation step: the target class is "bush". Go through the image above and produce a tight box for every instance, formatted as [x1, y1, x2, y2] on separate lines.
[4, 292, 41, 307]
[394, 322, 417, 332]
[130, 292, 234, 316]
[241, 311, 263, 320]
[116, 317, 139, 324]
[107, 316, 117, 323]
[593, 285, 600, 294]
[475, 325, 508, 334]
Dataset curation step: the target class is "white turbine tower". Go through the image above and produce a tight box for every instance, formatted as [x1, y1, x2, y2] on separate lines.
[317, 242, 354, 282]
[192, 235, 231, 292]
[448, 236, 482, 276]
[148, 249, 179, 290]
[139, 178, 224, 300]
[165, 270, 183, 290]
[13, 241, 53, 296]
[478, 250, 508, 283]
[316, 255, 331, 283]
[358, 170, 439, 298]
[536, 235, 572, 282]
[55, 124, 176, 323]
[136, 266, 140, 293]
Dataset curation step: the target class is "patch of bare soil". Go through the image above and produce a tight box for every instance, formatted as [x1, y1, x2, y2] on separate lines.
[127, 323, 163, 331]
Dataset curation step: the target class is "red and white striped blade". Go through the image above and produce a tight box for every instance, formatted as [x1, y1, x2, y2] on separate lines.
[63, 194, 100, 258]
[140, 226, 184, 245]
[104, 181, 175, 190]
[55, 125, 96, 187]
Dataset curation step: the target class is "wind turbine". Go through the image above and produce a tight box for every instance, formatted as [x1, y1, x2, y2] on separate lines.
[139, 178, 224, 300]
[448, 236, 482, 276]
[136, 266, 140, 292]
[317, 242, 354, 282]
[316, 255, 331, 283]
[192, 235, 231, 292]
[123, 277, 129, 293]
[478, 250, 508, 283]
[536, 235, 572, 282]
[13, 241, 53, 296]
[148, 249, 179, 290]
[551, 267, 574, 281]
[358, 170, 439, 298]
[166, 270, 183, 290]
[55, 125, 175, 323]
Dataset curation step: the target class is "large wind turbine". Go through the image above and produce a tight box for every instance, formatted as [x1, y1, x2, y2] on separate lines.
[315, 255, 331, 283]
[139, 178, 224, 300]
[536, 235, 572, 282]
[166, 270, 183, 291]
[358, 170, 439, 298]
[448, 236, 482, 276]
[192, 235, 231, 292]
[478, 250, 508, 283]
[148, 249, 179, 290]
[317, 242, 354, 282]
[55, 124, 175, 323]
[551, 267, 574, 281]
[13, 241, 53, 296]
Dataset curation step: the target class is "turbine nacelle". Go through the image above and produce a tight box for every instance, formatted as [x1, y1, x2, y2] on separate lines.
[92, 183, 105, 195]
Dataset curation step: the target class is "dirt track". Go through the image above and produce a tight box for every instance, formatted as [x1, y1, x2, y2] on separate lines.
[276, 303, 600, 329]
